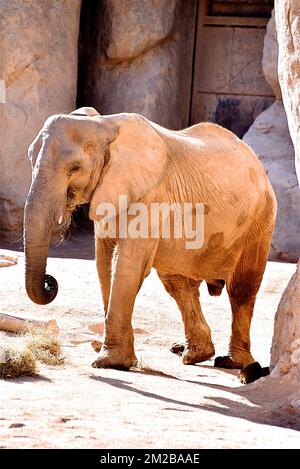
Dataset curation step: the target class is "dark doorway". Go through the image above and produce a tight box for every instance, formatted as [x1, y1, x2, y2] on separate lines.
[72, 0, 104, 232]
[190, 0, 274, 138]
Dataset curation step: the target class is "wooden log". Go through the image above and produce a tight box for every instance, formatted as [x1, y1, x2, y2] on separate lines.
[0, 313, 59, 335]
[0, 255, 18, 268]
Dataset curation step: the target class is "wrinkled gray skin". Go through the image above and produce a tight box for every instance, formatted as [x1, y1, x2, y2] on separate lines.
[24, 107, 276, 371]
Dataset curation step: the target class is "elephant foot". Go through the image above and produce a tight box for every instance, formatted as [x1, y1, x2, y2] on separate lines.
[92, 345, 137, 371]
[214, 353, 255, 370]
[170, 342, 215, 365]
[214, 355, 242, 369]
[182, 342, 215, 365]
[238, 362, 269, 384]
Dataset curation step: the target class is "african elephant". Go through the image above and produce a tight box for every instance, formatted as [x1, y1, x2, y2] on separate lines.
[24, 107, 277, 371]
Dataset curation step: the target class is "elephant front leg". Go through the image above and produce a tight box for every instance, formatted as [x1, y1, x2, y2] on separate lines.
[158, 273, 215, 364]
[92, 240, 157, 370]
[92, 309, 137, 371]
[95, 237, 116, 315]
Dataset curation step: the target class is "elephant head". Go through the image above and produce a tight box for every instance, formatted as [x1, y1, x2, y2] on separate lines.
[24, 108, 167, 305]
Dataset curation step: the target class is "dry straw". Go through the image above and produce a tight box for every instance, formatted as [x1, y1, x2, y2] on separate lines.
[0, 340, 36, 379]
[25, 329, 64, 366]
[0, 328, 64, 379]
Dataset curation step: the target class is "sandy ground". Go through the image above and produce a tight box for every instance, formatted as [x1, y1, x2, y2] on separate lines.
[0, 231, 299, 449]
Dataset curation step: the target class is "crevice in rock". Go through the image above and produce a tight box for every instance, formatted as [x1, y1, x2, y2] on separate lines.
[77, 0, 108, 109]
[100, 31, 178, 67]
[6, 51, 45, 88]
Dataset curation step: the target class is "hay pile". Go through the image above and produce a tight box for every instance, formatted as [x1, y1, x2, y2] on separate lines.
[0, 339, 36, 379]
[25, 330, 64, 366]
[0, 329, 64, 379]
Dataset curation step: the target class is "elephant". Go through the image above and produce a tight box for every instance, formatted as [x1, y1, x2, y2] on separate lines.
[24, 107, 277, 371]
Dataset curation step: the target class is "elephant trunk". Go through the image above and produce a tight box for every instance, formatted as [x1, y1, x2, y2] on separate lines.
[24, 181, 59, 305]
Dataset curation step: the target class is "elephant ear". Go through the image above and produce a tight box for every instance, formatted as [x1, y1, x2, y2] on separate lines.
[89, 115, 168, 221]
[70, 107, 100, 117]
[28, 130, 43, 169]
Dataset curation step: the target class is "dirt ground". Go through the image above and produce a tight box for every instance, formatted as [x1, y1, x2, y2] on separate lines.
[0, 230, 299, 449]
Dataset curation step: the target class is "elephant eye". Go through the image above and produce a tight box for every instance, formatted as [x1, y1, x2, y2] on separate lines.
[69, 164, 81, 176]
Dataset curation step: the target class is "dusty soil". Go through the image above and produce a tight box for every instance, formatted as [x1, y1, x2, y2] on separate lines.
[0, 231, 299, 448]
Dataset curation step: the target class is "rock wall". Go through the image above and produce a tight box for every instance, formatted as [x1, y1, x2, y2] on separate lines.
[267, 2, 300, 389]
[243, 9, 300, 262]
[270, 261, 300, 380]
[0, 0, 81, 233]
[262, 10, 282, 101]
[78, 0, 197, 130]
[275, 0, 300, 184]
[244, 102, 299, 262]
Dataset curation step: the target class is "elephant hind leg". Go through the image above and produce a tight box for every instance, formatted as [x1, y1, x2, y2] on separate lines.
[215, 241, 269, 370]
[157, 272, 215, 365]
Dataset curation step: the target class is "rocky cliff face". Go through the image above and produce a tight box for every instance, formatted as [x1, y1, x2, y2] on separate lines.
[0, 0, 81, 233]
[244, 102, 300, 262]
[243, 9, 300, 262]
[275, 0, 300, 184]
[266, 2, 300, 398]
[262, 10, 282, 102]
[77, 0, 196, 130]
[0, 0, 196, 233]
[270, 261, 300, 380]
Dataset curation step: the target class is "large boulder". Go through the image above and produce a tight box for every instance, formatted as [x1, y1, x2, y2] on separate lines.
[275, 0, 300, 183]
[247, 262, 300, 418]
[78, 0, 196, 130]
[262, 9, 282, 101]
[270, 261, 300, 381]
[267, 0, 300, 399]
[243, 102, 300, 262]
[0, 0, 81, 233]
[0, 80, 5, 103]
[243, 10, 300, 262]
[105, 0, 177, 60]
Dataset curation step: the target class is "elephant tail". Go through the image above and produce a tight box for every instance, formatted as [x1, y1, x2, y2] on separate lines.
[206, 279, 225, 296]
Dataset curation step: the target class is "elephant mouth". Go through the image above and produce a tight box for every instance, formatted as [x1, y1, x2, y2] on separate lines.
[53, 187, 89, 239]
[55, 187, 88, 237]
[66, 186, 88, 218]
[66, 186, 86, 213]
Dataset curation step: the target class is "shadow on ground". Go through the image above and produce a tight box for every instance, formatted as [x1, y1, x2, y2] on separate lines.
[90, 366, 300, 432]
[0, 227, 95, 260]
